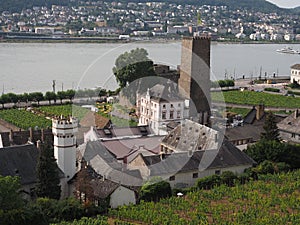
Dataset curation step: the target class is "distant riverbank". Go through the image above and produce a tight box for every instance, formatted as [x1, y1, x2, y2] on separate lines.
[1, 35, 300, 45]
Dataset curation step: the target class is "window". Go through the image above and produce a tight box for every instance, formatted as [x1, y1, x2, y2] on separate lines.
[177, 110, 181, 118]
[178, 103, 181, 107]
[163, 104, 166, 109]
[292, 133, 296, 138]
[171, 104, 173, 108]
[170, 111, 174, 119]
[193, 173, 198, 178]
[215, 170, 221, 175]
[169, 176, 175, 181]
[162, 111, 166, 119]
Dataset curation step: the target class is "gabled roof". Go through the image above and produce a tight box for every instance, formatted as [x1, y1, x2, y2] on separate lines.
[141, 80, 183, 102]
[79, 141, 143, 186]
[277, 110, 300, 134]
[144, 140, 255, 176]
[291, 64, 300, 70]
[101, 136, 162, 159]
[0, 144, 38, 185]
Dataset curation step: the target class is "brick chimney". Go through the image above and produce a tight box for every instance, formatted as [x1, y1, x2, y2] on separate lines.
[255, 104, 265, 120]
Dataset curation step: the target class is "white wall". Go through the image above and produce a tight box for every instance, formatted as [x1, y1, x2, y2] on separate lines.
[110, 186, 136, 208]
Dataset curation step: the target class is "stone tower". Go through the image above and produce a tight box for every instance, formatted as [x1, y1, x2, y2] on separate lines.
[52, 116, 78, 181]
[178, 36, 211, 125]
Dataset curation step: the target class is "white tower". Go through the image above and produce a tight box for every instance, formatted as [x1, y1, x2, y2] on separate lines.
[52, 116, 78, 181]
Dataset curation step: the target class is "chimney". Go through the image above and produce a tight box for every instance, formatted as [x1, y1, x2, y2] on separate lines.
[9, 129, 13, 143]
[255, 104, 265, 120]
[36, 140, 42, 150]
[29, 127, 33, 142]
[294, 109, 299, 119]
[41, 129, 45, 142]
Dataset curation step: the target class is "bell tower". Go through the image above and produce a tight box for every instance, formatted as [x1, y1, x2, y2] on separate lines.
[178, 35, 211, 125]
[52, 116, 78, 180]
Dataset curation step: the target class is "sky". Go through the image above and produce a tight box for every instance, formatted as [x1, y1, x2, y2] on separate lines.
[266, 0, 300, 8]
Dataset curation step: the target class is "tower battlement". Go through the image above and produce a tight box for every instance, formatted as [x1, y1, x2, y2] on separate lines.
[183, 35, 211, 41]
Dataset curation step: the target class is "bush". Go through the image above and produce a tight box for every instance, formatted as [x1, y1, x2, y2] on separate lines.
[139, 178, 172, 202]
[220, 171, 237, 187]
[264, 87, 280, 92]
[196, 174, 221, 190]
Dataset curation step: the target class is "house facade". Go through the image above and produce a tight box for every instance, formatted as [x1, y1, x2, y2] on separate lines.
[137, 82, 189, 135]
[290, 64, 300, 84]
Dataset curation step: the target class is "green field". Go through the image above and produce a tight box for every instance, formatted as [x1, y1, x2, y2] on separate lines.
[39, 105, 89, 120]
[226, 107, 251, 117]
[212, 90, 300, 108]
[0, 108, 51, 129]
[57, 170, 300, 225]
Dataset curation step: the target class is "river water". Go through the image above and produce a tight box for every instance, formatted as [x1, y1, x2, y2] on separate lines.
[0, 41, 299, 94]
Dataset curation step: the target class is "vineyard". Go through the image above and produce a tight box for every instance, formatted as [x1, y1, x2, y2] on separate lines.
[57, 170, 300, 225]
[39, 105, 89, 120]
[212, 90, 300, 108]
[0, 108, 51, 129]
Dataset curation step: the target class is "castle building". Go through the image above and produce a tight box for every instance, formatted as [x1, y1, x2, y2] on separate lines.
[52, 116, 78, 181]
[178, 36, 211, 126]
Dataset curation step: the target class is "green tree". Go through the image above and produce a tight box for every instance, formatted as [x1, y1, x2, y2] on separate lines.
[0, 94, 10, 108]
[36, 142, 61, 200]
[0, 175, 24, 211]
[65, 89, 76, 102]
[261, 112, 280, 141]
[57, 91, 66, 104]
[30, 92, 44, 106]
[113, 48, 156, 88]
[45, 92, 57, 105]
[139, 177, 171, 202]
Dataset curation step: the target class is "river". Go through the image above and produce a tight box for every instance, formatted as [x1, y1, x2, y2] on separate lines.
[0, 41, 299, 94]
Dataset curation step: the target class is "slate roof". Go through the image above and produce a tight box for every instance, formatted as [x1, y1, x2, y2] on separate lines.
[97, 126, 152, 138]
[141, 80, 183, 103]
[101, 136, 162, 159]
[0, 144, 38, 185]
[277, 110, 300, 134]
[162, 120, 219, 152]
[145, 140, 255, 176]
[291, 64, 300, 70]
[79, 141, 143, 186]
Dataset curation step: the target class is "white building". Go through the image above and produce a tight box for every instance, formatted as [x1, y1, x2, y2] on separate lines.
[290, 64, 300, 84]
[137, 82, 189, 135]
[52, 116, 78, 181]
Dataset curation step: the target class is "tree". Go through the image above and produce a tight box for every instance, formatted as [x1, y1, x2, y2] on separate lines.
[65, 89, 76, 102]
[261, 112, 280, 141]
[45, 92, 57, 105]
[113, 48, 156, 88]
[30, 92, 44, 106]
[57, 91, 66, 104]
[0, 94, 10, 108]
[36, 142, 61, 200]
[0, 175, 24, 210]
[7, 92, 18, 106]
[139, 177, 171, 202]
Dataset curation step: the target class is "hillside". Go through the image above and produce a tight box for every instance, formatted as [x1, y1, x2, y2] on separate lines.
[0, 0, 292, 14]
[59, 170, 300, 224]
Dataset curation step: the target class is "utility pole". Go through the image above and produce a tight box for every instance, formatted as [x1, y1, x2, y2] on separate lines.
[52, 80, 56, 93]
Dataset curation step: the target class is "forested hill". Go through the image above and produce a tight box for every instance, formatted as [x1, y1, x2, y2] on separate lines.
[0, 0, 294, 14]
